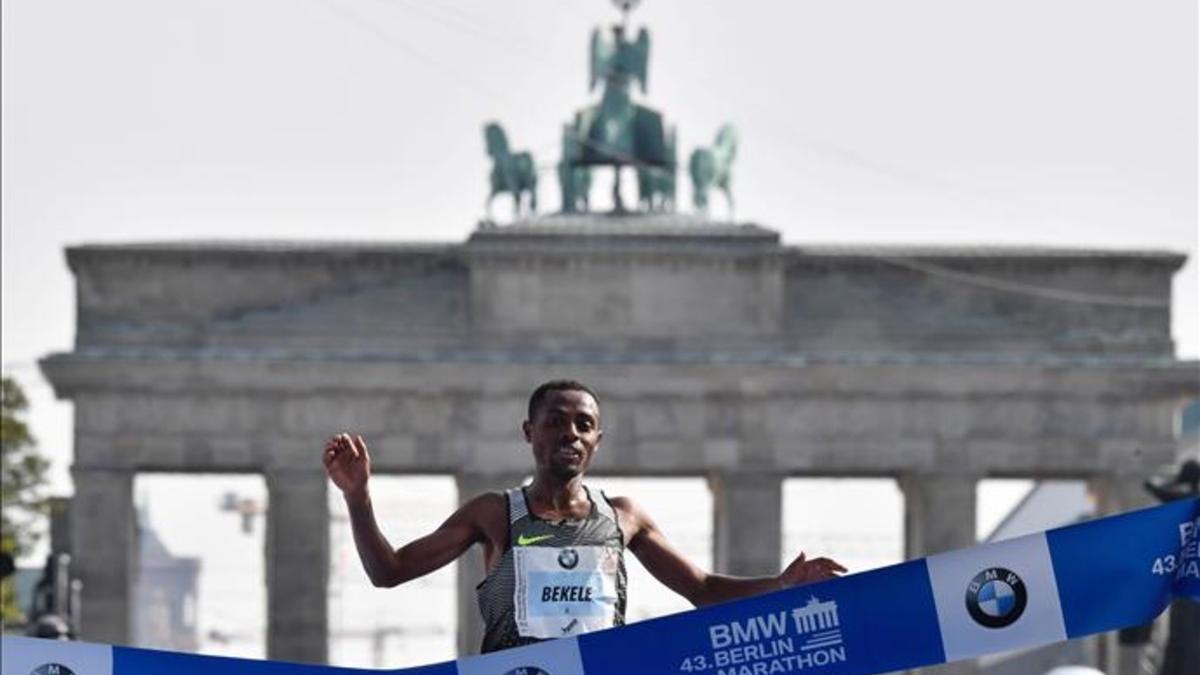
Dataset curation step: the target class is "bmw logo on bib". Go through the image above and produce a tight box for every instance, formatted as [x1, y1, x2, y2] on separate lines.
[30, 665, 76, 675]
[965, 567, 1028, 628]
[557, 548, 579, 570]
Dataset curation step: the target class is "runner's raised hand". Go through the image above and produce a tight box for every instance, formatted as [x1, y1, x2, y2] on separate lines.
[323, 432, 371, 498]
[778, 551, 847, 587]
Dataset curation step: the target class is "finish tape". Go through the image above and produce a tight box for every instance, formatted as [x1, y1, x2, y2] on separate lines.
[4, 498, 1197, 675]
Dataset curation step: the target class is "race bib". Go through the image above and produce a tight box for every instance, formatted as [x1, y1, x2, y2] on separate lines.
[513, 545, 620, 639]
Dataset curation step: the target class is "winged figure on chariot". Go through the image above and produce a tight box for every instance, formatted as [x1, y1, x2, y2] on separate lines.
[560, 7, 674, 212]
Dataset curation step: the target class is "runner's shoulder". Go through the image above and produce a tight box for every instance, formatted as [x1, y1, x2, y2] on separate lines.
[455, 491, 508, 525]
[600, 494, 651, 531]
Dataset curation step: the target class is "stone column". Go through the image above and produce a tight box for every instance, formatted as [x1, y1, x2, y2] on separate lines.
[1089, 476, 1156, 675]
[265, 467, 329, 664]
[898, 473, 978, 675]
[70, 466, 136, 644]
[898, 473, 978, 559]
[48, 496, 73, 555]
[454, 472, 526, 656]
[708, 472, 783, 576]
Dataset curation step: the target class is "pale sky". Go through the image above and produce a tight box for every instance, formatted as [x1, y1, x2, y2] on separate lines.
[1, 0, 1195, 663]
[6, 0, 1196, 488]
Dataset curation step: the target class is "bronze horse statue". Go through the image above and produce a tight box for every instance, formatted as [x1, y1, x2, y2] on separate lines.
[689, 124, 737, 215]
[558, 124, 592, 213]
[637, 126, 675, 212]
[484, 122, 537, 219]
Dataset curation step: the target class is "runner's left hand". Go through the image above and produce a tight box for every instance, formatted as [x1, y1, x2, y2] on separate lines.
[778, 552, 847, 587]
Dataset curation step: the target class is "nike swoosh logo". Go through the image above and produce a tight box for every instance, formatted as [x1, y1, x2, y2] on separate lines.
[516, 534, 554, 546]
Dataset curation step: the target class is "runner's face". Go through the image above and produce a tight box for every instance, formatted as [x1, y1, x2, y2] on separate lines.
[524, 389, 602, 479]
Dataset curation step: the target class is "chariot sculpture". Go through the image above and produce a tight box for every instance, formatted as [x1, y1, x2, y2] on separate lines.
[482, 1, 738, 219]
[558, 12, 674, 213]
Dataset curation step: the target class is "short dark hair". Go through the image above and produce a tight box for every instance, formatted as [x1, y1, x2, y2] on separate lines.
[527, 380, 600, 421]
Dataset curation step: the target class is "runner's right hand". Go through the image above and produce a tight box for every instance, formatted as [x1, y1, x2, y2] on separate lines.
[323, 433, 371, 498]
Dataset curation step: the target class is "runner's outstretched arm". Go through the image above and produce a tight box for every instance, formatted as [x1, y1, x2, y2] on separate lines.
[324, 433, 494, 587]
[610, 496, 846, 606]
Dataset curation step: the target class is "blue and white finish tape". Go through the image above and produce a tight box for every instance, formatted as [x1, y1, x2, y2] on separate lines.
[4, 498, 1198, 675]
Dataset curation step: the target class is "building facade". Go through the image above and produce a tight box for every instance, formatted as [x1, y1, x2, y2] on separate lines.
[41, 215, 1199, 673]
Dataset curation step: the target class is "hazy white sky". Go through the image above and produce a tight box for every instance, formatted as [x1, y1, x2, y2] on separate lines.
[0, 0, 1195, 660]
[5, 0, 1195, 489]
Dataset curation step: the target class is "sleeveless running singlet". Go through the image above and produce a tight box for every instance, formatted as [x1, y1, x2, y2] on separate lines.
[476, 485, 628, 654]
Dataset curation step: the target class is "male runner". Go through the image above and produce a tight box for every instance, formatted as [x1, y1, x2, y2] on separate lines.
[324, 380, 845, 654]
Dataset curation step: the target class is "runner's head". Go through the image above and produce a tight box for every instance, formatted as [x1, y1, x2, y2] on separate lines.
[527, 380, 600, 421]
[524, 380, 603, 479]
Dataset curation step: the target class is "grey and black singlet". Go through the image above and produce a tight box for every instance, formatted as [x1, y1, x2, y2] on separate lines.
[476, 485, 628, 654]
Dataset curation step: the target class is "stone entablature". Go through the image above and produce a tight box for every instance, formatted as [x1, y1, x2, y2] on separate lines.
[66, 220, 1182, 357]
[43, 357, 1192, 479]
[784, 247, 1179, 356]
